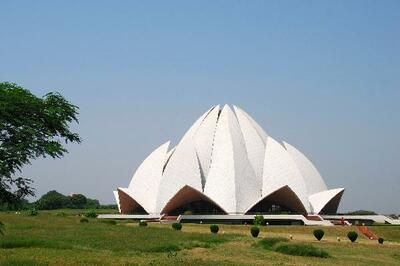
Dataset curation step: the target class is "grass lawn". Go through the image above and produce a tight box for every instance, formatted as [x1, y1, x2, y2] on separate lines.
[0, 210, 399, 265]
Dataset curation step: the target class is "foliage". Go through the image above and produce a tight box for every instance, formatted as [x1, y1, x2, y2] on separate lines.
[258, 237, 289, 250]
[26, 209, 38, 216]
[139, 221, 148, 227]
[250, 226, 260, 238]
[172, 222, 182, 230]
[35, 190, 101, 210]
[69, 194, 87, 209]
[56, 211, 67, 217]
[343, 210, 377, 215]
[275, 243, 330, 258]
[0, 82, 81, 205]
[80, 218, 89, 223]
[253, 215, 265, 226]
[36, 190, 71, 210]
[0, 221, 4, 236]
[84, 210, 98, 218]
[183, 210, 193, 215]
[209, 224, 219, 234]
[347, 231, 358, 242]
[378, 237, 384, 244]
[313, 229, 325, 241]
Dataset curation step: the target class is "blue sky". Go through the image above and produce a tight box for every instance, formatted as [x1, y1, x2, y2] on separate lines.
[1, 1, 399, 213]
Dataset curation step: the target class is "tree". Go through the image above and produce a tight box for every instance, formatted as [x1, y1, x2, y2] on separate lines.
[69, 194, 87, 208]
[36, 190, 71, 210]
[0, 82, 81, 206]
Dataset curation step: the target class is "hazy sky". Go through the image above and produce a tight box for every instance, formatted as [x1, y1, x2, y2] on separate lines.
[1, 1, 399, 213]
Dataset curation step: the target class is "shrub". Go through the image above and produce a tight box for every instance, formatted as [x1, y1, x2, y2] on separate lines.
[0, 221, 4, 236]
[254, 215, 265, 226]
[139, 221, 148, 227]
[347, 231, 358, 242]
[26, 209, 38, 216]
[250, 226, 260, 238]
[258, 237, 289, 249]
[210, 224, 219, 234]
[35, 190, 71, 210]
[275, 243, 330, 258]
[313, 229, 325, 241]
[56, 211, 67, 217]
[183, 210, 193, 215]
[84, 210, 98, 218]
[80, 218, 89, 223]
[378, 237, 384, 244]
[172, 222, 182, 231]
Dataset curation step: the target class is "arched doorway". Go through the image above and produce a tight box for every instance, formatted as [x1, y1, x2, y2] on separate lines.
[161, 185, 227, 215]
[246, 185, 307, 215]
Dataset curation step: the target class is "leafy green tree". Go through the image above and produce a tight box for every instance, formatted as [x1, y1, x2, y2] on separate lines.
[69, 194, 87, 208]
[36, 190, 71, 210]
[0, 82, 81, 206]
[85, 198, 100, 209]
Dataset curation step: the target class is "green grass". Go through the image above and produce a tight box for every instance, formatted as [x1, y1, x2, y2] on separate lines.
[275, 243, 330, 258]
[0, 210, 400, 265]
[258, 237, 289, 249]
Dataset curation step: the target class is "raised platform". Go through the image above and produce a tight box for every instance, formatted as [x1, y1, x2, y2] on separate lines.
[322, 215, 400, 225]
[98, 214, 333, 226]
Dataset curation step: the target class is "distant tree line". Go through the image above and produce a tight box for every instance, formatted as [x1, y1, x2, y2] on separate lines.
[0, 190, 117, 211]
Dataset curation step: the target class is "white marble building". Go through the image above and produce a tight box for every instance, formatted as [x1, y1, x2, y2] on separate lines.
[114, 105, 344, 216]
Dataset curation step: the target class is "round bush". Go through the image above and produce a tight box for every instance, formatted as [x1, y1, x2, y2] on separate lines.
[56, 211, 67, 217]
[80, 218, 89, 223]
[139, 221, 148, 227]
[347, 231, 358, 242]
[250, 226, 260, 238]
[84, 210, 98, 218]
[172, 222, 182, 230]
[26, 209, 38, 216]
[378, 237, 384, 244]
[313, 229, 325, 241]
[210, 224, 219, 234]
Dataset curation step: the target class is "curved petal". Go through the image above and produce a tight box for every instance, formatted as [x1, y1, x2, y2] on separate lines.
[155, 137, 203, 213]
[117, 188, 148, 214]
[128, 141, 170, 213]
[283, 141, 327, 196]
[233, 105, 266, 186]
[309, 188, 345, 214]
[205, 105, 261, 214]
[262, 136, 310, 212]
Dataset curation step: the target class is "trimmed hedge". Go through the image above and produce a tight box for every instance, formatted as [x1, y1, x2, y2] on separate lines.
[313, 229, 324, 241]
[27, 209, 38, 216]
[172, 222, 182, 231]
[250, 226, 260, 238]
[347, 231, 358, 242]
[378, 237, 384, 244]
[253, 215, 265, 226]
[84, 210, 98, 218]
[139, 221, 148, 227]
[210, 224, 219, 234]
